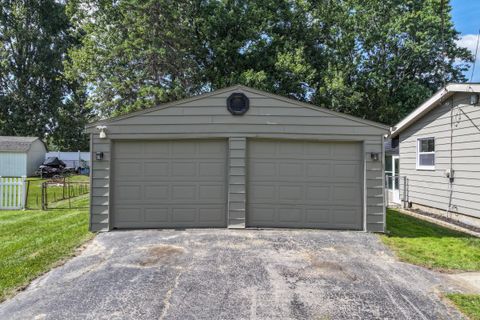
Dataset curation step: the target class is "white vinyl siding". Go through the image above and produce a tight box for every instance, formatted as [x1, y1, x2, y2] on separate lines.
[0, 153, 27, 177]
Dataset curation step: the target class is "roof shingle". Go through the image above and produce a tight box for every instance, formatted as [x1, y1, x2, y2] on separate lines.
[0, 136, 40, 152]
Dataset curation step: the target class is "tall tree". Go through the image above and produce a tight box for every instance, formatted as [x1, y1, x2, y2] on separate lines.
[0, 0, 89, 150]
[66, 0, 202, 117]
[67, 0, 472, 125]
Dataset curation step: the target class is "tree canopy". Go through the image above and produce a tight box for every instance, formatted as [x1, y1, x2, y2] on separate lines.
[67, 0, 472, 125]
[0, 0, 473, 149]
[0, 0, 90, 150]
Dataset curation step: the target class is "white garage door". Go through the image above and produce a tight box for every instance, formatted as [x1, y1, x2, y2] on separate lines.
[248, 140, 363, 229]
[112, 140, 227, 228]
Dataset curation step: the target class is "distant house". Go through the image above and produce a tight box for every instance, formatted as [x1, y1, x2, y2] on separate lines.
[45, 151, 90, 169]
[390, 83, 480, 228]
[0, 136, 47, 177]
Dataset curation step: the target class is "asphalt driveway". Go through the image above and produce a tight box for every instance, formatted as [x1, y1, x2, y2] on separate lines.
[0, 230, 466, 319]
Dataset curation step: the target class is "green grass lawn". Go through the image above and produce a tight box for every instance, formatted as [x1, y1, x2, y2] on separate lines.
[0, 195, 93, 301]
[446, 294, 480, 320]
[382, 209, 480, 319]
[381, 209, 480, 271]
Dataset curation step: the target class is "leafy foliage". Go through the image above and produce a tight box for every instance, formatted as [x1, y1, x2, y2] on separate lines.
[0, 0, 473, 138]
[67, 0, 472, 124]
[0, 0, 89, 150]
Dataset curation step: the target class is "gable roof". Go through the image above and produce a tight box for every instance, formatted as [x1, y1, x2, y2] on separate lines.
[390, 83, 480, 138]
[0, 136, 41, 152]
[86, 84, 389, 130]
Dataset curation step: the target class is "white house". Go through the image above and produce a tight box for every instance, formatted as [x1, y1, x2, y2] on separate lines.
[0, 136, 47, 177]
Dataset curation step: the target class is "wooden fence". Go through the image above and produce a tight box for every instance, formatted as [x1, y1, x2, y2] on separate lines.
[0, 176, 27, 210]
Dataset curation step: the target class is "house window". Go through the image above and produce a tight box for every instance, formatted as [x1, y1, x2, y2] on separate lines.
[417, 137, 435, 170]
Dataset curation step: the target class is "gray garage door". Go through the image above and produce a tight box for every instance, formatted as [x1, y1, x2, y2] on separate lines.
[247, 140, 363, 229]
[112, 139, 227, 228]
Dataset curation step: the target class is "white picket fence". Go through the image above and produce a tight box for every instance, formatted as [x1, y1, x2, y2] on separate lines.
[0, 176, 27, 210]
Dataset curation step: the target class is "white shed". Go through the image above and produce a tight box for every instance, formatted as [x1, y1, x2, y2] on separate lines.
[0, 136, 47, 177]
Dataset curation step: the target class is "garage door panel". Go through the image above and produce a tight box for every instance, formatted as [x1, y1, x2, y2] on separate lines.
[305, 143, 331, 156]
[278, 163, 303, 176]
[173, 208, 196, 222]
[112, 139, 227, 228]
[333, 164, 361, 179]
[144, 162, 169, 176]
[251, 207, 275, 222]
[171, 185, 196, 200]
[332, 208, 362, 227]
[171, 141, 196, 154]
[114, 205, 227, 228]
[144, 185, 169, 200]
[199, 185, 224, 200]
[115, 142, 143, 155]
[278, 185, 303, 200]
[116, 208, 142, 222]
[278, 208, 302, 222]
[305, 186, 331, 201]
[332, 143, 362, 159]
[143, 141, 170, 154]
[332, 186, 362, 202]
[116, 162, 142, 176]
[250, 206, 360, 229]
[145, 208, 169, 222]
[198, 141, 225, 154]
[250, 185, 276, 201]
[172, 162, 196, 176]
[248, 140, 362, 230]
[278, 141, 304, 155]
[305, 163, 330, 177]
[199, 162, 224, 177]
[116, 185, 142, 200]
[305, 209, 330, 223]
[199, 208, 224, 222]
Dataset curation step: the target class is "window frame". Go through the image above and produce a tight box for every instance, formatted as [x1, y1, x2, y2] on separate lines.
[416, 137, 435, 170]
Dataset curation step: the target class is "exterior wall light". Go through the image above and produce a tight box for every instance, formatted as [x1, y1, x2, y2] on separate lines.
[370, 152, 380, 161]
[96, 125, 107, 139]
[470, 94, 479, 105]
[95, 152, 104, 161]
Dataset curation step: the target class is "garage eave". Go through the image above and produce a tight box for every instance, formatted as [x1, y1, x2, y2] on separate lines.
[390, 83, 480, 138]
[85, 84, 389, 133]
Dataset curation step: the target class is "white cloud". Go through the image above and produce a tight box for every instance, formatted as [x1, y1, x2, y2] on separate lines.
[456, 34, 480, 60]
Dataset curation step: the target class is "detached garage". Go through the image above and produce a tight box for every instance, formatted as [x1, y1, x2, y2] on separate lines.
[87, 85, 388, 232]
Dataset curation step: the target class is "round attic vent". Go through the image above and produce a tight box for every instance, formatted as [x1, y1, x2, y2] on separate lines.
[227, 93, 249, 115]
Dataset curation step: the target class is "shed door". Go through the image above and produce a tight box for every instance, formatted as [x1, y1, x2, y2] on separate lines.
[112, 140, 227, 228]
[247, 140, 363, 229]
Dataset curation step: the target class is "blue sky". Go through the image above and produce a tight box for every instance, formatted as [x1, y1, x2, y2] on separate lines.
[451, 0, 480, 81]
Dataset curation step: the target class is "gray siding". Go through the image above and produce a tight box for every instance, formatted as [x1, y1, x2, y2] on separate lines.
[399, 92, 480, 220]
[88, 86, 386, 232]
[228, 137, 246, 228]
